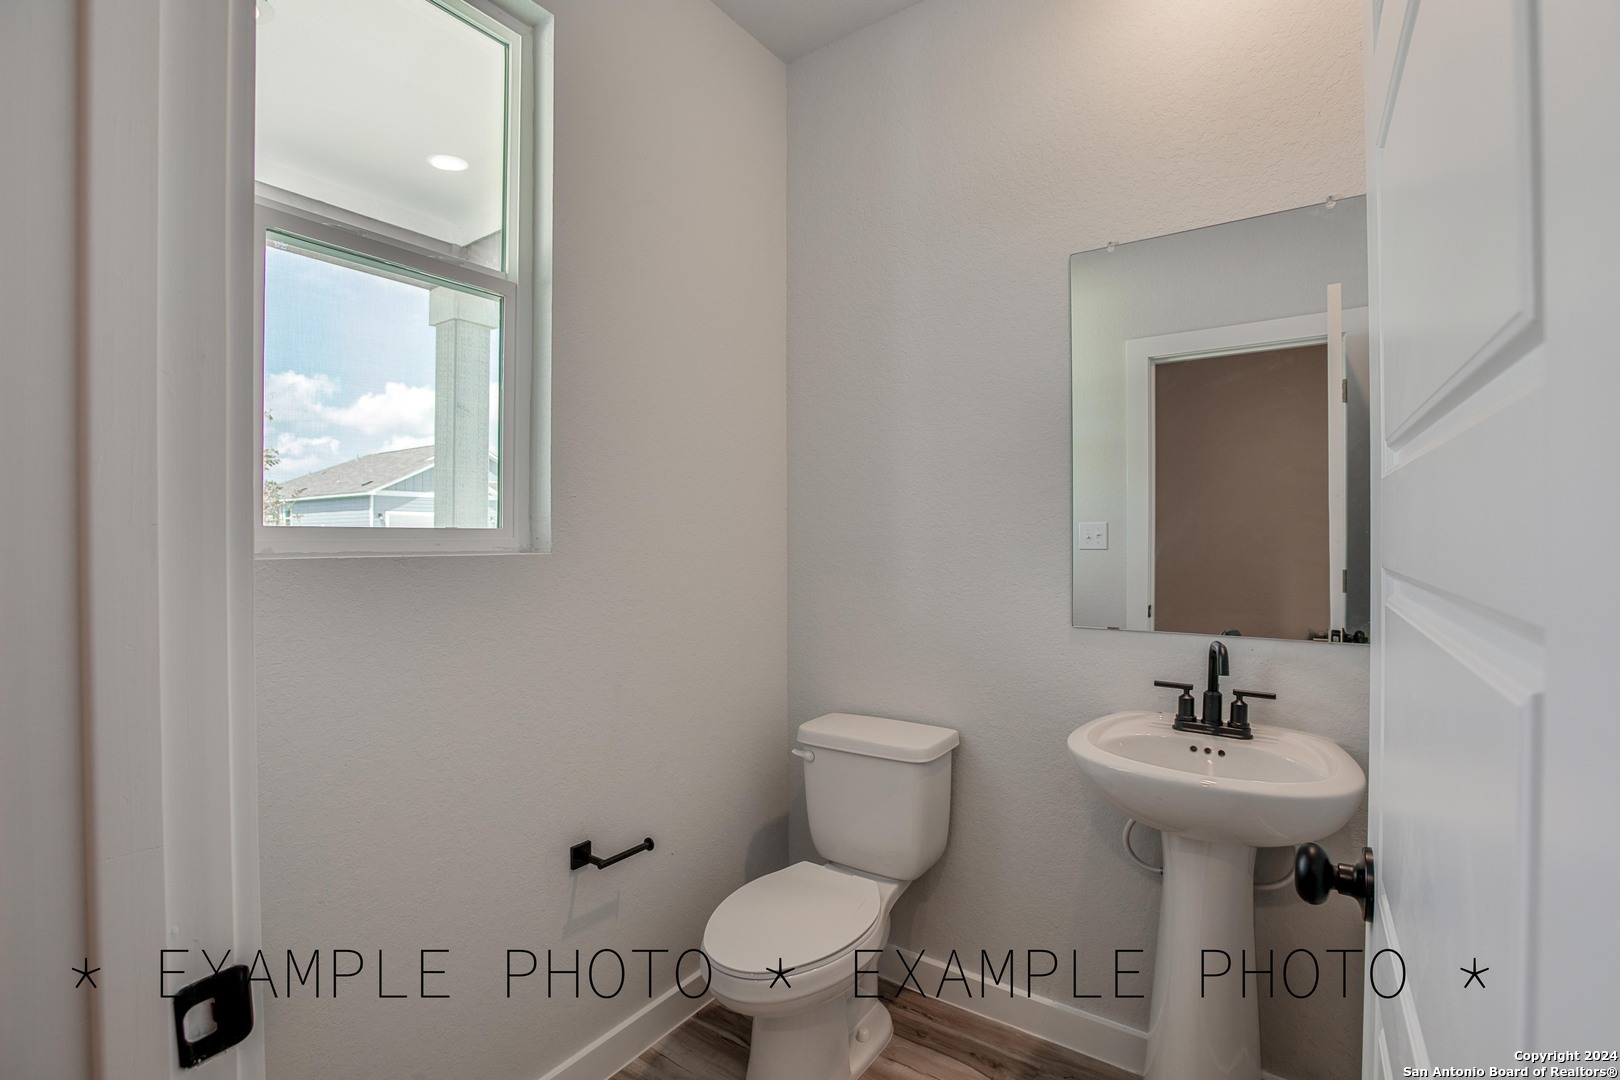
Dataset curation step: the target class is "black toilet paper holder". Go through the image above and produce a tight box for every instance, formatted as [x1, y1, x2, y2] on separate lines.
[570, 836, 654, 871]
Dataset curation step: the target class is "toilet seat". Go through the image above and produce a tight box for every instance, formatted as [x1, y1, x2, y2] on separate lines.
[703, 862, 881, 979]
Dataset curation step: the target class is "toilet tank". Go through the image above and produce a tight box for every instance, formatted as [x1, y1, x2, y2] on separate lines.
[797, 714, 959, 881]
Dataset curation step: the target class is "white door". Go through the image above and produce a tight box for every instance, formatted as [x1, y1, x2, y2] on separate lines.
[1364, 0, 1619, 1072]
[79, 1, 264, 1076]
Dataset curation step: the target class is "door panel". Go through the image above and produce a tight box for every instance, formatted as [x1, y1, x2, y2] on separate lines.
[1366, 0, 1544, 1071]
[1381, 590, 1539, 1059]
[1378, 373, 1545, 623]
[1377, 0, 1536, 441]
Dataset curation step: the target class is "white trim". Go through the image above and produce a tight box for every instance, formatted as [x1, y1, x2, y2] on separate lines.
[1326, 285, 1348, 633]
[1123, 309, 1369, 633]
[253, 216, 523, 556]
[526, 944, 1298, 1080]
[260, 211, 518, 296]
[80, 0, 264, 1075]
[254, 182, 501, 272]
[532, 975, 709, 1080]
[877, 947, 1145, 1075]
[226, 4, 268, 1072]
[517, 0, 553, 552]
[431, 0, 526, 277]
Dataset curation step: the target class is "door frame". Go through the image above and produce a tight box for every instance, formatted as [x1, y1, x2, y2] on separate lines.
[79, 1, 263, 1075]
[1123, 307, 1368, 633]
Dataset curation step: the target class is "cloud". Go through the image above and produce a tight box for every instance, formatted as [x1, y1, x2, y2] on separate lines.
[322, 381, 435, 437]
[380, 434, 434, 453]
[276, 432, 341, 457]
[266, 368, 498, 484]
[267, 370, 435, 461]
[270, 433, 342, 478]
[266, 369, 433, 438]
[264, 370, 338, 422]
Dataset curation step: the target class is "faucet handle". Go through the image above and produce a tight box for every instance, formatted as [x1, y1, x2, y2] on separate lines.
[1225, 690, 1276, 738]
[1153, 680, 1197, 724]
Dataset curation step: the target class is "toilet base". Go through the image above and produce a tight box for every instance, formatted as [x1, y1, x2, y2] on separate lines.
[742, 996, 892, 1080]
[847, 998, 892, 1078]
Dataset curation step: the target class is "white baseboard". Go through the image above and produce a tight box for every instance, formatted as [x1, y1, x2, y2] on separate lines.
[536, 948, 1294, 1080]
[877, 946, 1294, 1080]
[877, 947, 1148, 1075]
[535, 973, 709, 1080]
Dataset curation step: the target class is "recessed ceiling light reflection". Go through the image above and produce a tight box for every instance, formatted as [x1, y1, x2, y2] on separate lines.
[428, 154, 470, 172]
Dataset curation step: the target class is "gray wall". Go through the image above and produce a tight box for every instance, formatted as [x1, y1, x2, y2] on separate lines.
[0, 3, 90, 1078]
[253, 1, 788, 1076]
[786, 2, 1369, 1078]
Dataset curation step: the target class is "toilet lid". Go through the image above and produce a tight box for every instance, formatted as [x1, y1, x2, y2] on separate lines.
[703, 862, 881, 977]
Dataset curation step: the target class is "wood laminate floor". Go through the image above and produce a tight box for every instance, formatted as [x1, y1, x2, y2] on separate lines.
[614, 981, 1138, 1080]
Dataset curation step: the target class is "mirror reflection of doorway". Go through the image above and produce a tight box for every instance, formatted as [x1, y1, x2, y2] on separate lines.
[1153, 344, 1329, 638]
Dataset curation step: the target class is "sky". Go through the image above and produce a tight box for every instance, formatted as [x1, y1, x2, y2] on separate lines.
[262, 242, 499, 484]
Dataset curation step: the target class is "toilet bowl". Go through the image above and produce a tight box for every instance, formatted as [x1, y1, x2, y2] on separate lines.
[701, 714, 958, 1080]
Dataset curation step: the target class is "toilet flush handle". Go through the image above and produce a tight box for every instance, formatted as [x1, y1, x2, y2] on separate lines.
[790, 747, 815, 762]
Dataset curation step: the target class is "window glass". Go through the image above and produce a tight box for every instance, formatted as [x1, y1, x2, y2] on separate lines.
[262, 234, 502, 529]
[256, 0, 510, 269]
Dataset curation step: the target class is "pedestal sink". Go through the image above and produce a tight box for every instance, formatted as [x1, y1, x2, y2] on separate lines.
[1067, 711, 1365, 1080]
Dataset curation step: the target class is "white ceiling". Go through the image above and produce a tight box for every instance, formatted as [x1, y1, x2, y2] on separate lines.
[709, 0, 927, 62]
[255, 0, 924, 250]
[256, 0, 508, 247]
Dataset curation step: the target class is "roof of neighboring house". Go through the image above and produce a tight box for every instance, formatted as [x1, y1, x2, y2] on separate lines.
[278, 445, 435, 500]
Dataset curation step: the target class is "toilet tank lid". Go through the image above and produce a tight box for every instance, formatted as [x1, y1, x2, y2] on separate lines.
[797, 713, 959, 763]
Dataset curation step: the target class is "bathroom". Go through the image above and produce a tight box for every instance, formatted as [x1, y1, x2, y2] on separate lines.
[2, 1, 1615, 1079]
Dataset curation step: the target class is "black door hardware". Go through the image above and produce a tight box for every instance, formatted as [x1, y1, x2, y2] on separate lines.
[570, 837, 654, 870]
[172, 963, 253, 1068]
[1295, 843, 1375, 923]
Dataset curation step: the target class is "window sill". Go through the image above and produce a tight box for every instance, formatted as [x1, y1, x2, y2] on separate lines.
[254, 526, 548, 559]
[255, 547, 549, 561]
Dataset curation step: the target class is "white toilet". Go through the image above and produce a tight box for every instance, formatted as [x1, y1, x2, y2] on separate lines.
[702, 713, 959, 1080]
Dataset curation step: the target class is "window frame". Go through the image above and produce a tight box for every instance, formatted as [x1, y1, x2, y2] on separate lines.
[254, 0, 552, 558]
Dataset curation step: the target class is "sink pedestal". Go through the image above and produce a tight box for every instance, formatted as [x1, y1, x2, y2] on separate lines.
[1145, 834, 1261, 1080]
[1069, 711, 1366, 1080]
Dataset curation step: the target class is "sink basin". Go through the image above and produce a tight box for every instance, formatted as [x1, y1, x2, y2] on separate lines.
[1067, 711, 1365, 850]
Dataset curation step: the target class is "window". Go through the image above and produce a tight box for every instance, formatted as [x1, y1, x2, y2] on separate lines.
[254, 0, 550, 556]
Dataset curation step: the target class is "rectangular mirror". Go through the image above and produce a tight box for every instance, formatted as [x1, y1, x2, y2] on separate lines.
[1071, 198, 1370, 641]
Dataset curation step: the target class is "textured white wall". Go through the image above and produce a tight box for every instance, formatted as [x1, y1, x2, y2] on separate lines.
[786, 2, 1369, 1078]
[0, 4, 89, 1078]
[253, 2, 786, 1076]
